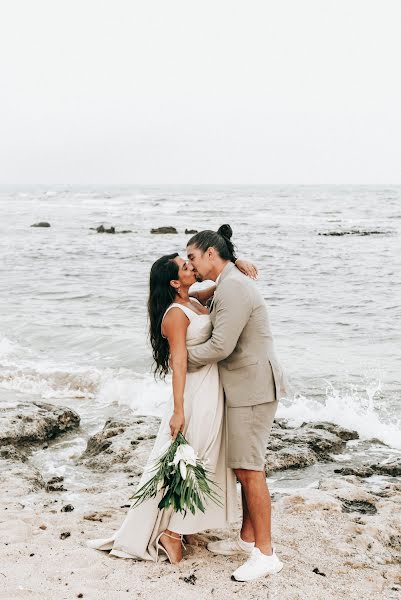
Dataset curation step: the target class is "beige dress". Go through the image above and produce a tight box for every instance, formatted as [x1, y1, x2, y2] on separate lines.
[87, 302, 238, 561]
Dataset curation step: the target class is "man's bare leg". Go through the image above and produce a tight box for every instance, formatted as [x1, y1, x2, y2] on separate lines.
[240, 487, 255, 543]
[235, 469, 272, 556]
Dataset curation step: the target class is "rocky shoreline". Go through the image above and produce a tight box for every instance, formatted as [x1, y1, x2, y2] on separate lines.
[1, 399, 400, 599]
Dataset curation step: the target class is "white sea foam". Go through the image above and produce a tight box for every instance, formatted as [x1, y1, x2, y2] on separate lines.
[278, 381, 401, 450]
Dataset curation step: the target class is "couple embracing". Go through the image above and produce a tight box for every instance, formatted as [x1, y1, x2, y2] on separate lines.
[88, 224, 287, 583]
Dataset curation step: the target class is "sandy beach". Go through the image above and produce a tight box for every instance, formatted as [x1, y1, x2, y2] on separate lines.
[1, 401, 400, 600]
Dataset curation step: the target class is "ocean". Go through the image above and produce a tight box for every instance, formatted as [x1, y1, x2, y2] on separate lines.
[1, 185, 400, 488]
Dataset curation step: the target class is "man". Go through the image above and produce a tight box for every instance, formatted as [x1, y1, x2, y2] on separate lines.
[186, 226, 286, 582]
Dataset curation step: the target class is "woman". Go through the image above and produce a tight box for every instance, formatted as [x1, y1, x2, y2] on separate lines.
[87, 226, 257, 564]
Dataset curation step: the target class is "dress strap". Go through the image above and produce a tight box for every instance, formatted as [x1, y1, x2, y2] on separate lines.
[161, 303, 196, 338]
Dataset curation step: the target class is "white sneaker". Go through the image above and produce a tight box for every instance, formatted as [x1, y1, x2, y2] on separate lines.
[232, 547, 283, 581]
[207, 534, 255, 556]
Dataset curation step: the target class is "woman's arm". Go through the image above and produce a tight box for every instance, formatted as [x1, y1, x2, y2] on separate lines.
[234, 258, 258, 280]
[190, 285, 217, 305]
[190, 259, 258, 305]
[162, 308, 189, 439]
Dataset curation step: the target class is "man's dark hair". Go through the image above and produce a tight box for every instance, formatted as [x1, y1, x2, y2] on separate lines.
[187, 224, 237, 263]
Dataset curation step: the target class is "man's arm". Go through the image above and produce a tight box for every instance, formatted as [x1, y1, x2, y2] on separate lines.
[187, 278, 253, 367]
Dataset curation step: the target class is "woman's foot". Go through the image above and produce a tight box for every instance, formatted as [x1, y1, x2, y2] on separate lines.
[158, 530, 183, 564]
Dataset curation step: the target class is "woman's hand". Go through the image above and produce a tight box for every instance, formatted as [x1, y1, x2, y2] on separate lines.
[169, 410, 185, 440]
[235, 259, 258, 280]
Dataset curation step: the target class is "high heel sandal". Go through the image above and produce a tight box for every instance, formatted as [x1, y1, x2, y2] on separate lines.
[155, 531, 186, 564]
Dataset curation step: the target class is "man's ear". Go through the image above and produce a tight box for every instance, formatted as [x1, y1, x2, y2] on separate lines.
[207, 246, 215, 260]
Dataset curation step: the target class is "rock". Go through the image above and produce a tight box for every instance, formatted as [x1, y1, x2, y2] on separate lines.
[273, 418, 291, 429]
[278, 489, 342, 513]
[0, 457, 45, 495]
[185, 229, 198, 234]
[369, 459, 401, 477]
[78, 416, 160, 474]
[318, 229, 387, 236]
[83, 511, 111, 522]
[61, 503, 74, 512]
[60, 531, 71, 540]
[150, 226, 178, 234]
[301, 421, 359, 442]
[31, 222, 50, 227]
[264, 421, 357, 473]
[334, 466, 375, 478]
[0, 445, 28, 462]
[46, 475, 65, 492]
[94, 225, 115, 234]
[341, 499, 378, 515]
[334, 459, 401, 479]
[90, 225, 132, 234]
[265, 446, 317, 472]
[0, 400, 80, 448]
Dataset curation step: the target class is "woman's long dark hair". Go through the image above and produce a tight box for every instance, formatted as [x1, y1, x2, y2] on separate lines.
[148, 253, 179, 379]
[187, 224, 237, 262]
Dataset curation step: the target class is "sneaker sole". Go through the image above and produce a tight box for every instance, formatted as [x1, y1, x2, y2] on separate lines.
[231, 562, 284, 582]
[207, 547, 251, 556]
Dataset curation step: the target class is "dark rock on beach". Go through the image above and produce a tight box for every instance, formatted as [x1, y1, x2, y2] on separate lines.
[78, 416, 161, 474]
[264, 420, 358, 473]
[185, 228, 198, 234]
[46, 475, 65, 492]
[335, 459, 401, 478]
[79, 414, 359, 477]
[0, 401, 80, 449]
[30, 222, 51, 227]
[150, 226, 178, 234]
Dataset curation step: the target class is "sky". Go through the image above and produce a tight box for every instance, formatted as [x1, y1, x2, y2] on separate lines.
[1, 0, 400, 184]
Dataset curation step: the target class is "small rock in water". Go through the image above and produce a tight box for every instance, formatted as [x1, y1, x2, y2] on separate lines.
[95, 225, 115, 234]
[318, 229, 386, 236]
[61, 503, 74, 512]
[150, 226, 178, 234]
[31, 222, 51, 227]
[185, 228, 198, 234]
[39, 524, 47, 530]
[60, 531, 71, 539]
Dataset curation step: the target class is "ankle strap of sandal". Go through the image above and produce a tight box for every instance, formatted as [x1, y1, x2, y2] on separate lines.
[161, 531, 186, 549]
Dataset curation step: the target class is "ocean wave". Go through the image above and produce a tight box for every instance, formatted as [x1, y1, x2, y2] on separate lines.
[279, 381, 401, 450]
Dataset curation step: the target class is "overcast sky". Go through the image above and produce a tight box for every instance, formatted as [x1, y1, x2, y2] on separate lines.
[1, 0, 400, 184]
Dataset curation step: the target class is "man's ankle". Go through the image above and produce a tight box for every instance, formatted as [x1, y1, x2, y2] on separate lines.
[240, 531, 255, 544]
[256, 544, 273, 556]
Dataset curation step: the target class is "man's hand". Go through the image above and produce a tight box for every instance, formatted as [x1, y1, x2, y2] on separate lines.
[169, 410, 185, 439]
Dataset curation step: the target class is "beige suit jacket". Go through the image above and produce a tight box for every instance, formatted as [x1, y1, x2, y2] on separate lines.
[187, 262, 287, 407]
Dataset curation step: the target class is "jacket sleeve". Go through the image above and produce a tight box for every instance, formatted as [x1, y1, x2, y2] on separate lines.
[187, 278, 253, 367]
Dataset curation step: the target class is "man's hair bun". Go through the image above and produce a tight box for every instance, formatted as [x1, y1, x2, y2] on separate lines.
[217, 224, 233, 240]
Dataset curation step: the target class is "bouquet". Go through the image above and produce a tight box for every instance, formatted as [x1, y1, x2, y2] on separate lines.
[130, 432, 222, 516]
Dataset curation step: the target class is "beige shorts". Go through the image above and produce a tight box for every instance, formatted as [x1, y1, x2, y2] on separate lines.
[226, 400, 278, 471]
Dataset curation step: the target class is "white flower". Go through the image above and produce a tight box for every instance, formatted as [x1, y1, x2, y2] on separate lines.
[169, 443, 198, 480]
